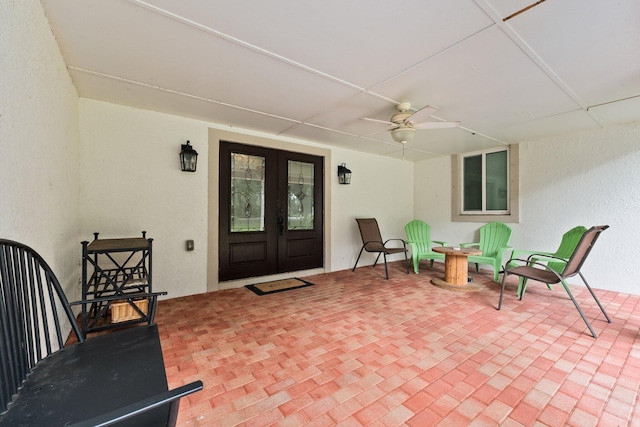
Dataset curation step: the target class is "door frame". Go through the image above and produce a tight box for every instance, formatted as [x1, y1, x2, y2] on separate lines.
[207, 128, 332, 291]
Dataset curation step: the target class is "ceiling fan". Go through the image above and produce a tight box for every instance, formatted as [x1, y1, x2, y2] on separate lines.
[364, 102, 460, 144]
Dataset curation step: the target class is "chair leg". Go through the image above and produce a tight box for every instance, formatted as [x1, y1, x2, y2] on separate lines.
[497, 271, 509, 310]
[383, 252, 389, 280]
[374, 253, 382, 267]
[429, 260, 434, 268]
[559, 279, 598, 338]
[413, 255, 419, 274]
[352, 246, 366, 272]
[517, 277, 528, 300]
[148, 295, 158, 324]
[404, 251, 409, 274]
[579, 272, 612, 323]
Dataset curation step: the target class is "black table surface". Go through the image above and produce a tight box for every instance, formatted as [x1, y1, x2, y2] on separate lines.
[0, 325, 170, 426]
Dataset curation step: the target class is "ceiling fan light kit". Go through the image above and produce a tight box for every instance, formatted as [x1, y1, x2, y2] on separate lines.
[391, 127, 415, 144]
[364, 102, 460, 146]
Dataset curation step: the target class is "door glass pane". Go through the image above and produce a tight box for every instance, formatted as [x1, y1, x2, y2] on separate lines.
[463, 155, 482, 211]
[486, 150, 508, 211]
[288, 160, 314, 230]
[230, 153, 265, 232]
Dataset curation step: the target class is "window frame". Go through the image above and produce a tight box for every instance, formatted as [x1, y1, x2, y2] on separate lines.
[451, 144, 519, 223]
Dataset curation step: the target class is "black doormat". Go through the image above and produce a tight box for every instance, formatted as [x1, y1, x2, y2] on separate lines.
[245, 278, 314, 296]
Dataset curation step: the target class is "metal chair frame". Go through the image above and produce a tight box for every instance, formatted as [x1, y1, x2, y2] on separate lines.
[352, 218, 409, 279]
[498, 226, 611, 338]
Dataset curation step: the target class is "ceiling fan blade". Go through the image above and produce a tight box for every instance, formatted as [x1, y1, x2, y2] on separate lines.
[413, 121, 460, 129]
[406, 105, 439, 124]
[363, 117, 395, 126]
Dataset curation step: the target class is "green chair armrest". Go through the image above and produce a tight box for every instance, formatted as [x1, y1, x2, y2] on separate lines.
[506, 251, 565, 269]
[509, 249, 554, 259]
[459, 242, 479, 248]
[432, 240, 448, 246]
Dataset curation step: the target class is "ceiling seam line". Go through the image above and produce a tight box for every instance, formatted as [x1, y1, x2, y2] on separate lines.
[587, 94, 640, 110]
[280, 122, 420, 153]
[473, 0, 605, 127]
[68, 66, 302, 124]
[127, 0, 366, 93]
[364, 24, 497, 105]
[127, 0, 496, 145]
[70, 65, 428, 153]
[453, 124, 508, 145]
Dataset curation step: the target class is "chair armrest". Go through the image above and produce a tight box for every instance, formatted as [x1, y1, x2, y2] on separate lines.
[505, 251, 560, 269]
[432, 240, 448, 247]
[459, 242, 479, 248]
[504, 258, 566, 279]
[524, 253, 567, 263]
[68, 381, 204, 427]
[505, 254, 567, 269]
[509, 249, 554, 259]
[384, 238, 407, 248]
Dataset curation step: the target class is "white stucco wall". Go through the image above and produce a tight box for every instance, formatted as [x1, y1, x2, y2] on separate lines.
[0, 0, 80, 297]
[414, 121, 640, 295]
[79, 100, 209, 298]
[330, 147, 414, 271]
[80, 101, 415, 295]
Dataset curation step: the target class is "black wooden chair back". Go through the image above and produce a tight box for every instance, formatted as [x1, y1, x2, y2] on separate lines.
[0, 239, 83, 413]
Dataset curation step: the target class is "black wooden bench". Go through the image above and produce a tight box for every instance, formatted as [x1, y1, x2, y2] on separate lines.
[0, 239, 203, 426]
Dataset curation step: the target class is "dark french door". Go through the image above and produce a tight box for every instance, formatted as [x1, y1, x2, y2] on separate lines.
[219, 141, 324, 281]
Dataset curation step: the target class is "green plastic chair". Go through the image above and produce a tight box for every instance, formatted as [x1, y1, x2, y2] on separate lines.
[508, 225, 587, 298]
[404, 220, 447, 274]
[460, 222, 512, 282]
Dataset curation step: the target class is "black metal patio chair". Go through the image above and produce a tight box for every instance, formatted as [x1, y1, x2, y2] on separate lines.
[352, 218, 409, 279]
[497, 225, 611, 338]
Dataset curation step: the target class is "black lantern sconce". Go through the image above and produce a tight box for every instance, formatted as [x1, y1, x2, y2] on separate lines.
[180, 141, 198, 172]
[337, 163, 352, 185]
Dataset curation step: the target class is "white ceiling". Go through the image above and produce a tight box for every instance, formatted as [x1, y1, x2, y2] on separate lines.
[40, 0, 640, 161]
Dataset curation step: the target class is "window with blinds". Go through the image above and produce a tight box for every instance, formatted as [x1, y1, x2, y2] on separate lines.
[462, 148, 509, 214]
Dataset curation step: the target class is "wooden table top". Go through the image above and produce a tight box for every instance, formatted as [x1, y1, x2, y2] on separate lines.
[432, 246, 482, 256]
[86, 237, 150, 252]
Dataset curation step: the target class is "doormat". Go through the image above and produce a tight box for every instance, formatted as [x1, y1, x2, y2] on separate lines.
[246, 278, 314, 296]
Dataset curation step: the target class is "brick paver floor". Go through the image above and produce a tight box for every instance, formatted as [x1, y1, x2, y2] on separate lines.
[156, 262, 640, 426]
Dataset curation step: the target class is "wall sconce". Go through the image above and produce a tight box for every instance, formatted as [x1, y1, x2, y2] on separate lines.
[180, 141, 198, 172]
[337, 163, 352, 185]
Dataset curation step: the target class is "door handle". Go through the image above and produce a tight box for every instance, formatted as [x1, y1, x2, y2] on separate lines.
[277, 216, 284, 235]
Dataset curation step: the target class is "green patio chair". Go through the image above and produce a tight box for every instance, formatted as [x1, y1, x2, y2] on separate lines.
[404, 220, 447, 274]
[460, 222, 512, 282]
[507, 225, 587, 298]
